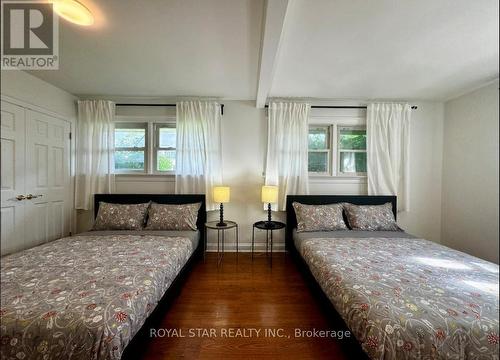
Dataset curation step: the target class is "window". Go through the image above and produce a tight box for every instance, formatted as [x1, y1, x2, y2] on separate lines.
[308, 126, 330, 173]
[115, 122, 176, 174]
[307, 125, 367, 177]
[154, 124, 176, 172]
[115, 123, 147, 172]
[338, 127, 367, 175]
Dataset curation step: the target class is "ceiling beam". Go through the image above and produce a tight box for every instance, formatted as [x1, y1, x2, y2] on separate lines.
[255, 0, 292, 108]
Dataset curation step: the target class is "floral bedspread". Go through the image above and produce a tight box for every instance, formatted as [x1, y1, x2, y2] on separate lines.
[1, 234, 194, 360]
[298, 237, 499, 359]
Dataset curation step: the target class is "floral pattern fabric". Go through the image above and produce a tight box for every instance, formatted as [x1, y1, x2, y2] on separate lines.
[0, 234, 194, 360]
[145, 202, 201, 231]
[298, 236, 499, 359]
[343, 203, 401, 231]
[293, 202, 348, 232]
[93, 202, 150, 230]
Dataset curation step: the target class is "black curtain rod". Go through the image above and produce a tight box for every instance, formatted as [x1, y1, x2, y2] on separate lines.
[264, 105, 418, 110]
[116, 103, 225, 115]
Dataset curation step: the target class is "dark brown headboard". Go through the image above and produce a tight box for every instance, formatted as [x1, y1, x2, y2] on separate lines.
[285, 195, 397, 251]
[94, 194, 206, 245]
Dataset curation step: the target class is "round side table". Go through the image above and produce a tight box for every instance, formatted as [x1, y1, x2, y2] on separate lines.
[252, 221, 286, 262]
[205, 221, 238, 265]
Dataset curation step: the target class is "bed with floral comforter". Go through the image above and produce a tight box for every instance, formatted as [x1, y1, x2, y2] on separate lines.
[296, 236, 499, 359]
[0, 233, 194, 360]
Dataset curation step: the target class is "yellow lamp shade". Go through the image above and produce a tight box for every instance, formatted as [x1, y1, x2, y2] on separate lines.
[213, 186, 230, 203]
[261, 185, 278, 204]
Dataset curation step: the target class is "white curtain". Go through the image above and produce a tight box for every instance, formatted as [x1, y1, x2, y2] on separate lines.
[75, 100, 115, 210]
[265, 102, 310, 210]
[367, 103, 411, 212]
[175, 101, 223, 210]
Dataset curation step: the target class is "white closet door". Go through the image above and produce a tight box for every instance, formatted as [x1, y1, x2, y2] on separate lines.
[25, 110, 71, 248]
[1, 101, 26, 255]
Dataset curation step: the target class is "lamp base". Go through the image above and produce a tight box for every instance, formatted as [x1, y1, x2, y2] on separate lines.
[218, 203, 227, 227]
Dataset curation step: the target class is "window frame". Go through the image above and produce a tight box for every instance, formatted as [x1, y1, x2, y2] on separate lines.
[307, 125, 331, 175]
[337, 125, 367, 177]
[114, 116, 176, 175]
[114, 122, 149, 174]
[307, 113, 367, 179]
[153, 123, 176, 175]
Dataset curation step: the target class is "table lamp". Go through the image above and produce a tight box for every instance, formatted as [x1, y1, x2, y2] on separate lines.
[261, 185, 278, 224]
[213, 186, 230, 226]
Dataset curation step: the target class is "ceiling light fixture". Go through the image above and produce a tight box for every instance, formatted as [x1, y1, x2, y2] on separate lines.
[53, 0, 94, 26]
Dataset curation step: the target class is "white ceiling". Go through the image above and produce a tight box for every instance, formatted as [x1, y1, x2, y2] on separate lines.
[269, 0, 499, 101]
[28, 0, 499, 101]
[29, 0, 264, 99]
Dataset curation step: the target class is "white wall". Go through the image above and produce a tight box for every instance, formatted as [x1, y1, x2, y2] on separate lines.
[442, 81, 499, 264]
[398, 102, 444, 242]
[79, 100, 444, 250]
[209, 101, 270, 250]
[1, 71, 77, 119]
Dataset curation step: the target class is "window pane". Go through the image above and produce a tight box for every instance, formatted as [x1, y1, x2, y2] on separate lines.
[340, 152, 367, 173]
[158, 127, 176, 148]
[115, 150, 145, 170]
[308, 152, 328, 172]
[339, 129, 366, 150]
[308, 128, 329, 150]
[115, 128, 146, 148]
[157, 150, 176, 172]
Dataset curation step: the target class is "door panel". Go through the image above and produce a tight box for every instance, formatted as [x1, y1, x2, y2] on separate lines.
[0, 101, 26, 255]
[25, 110, 71, 248]
[1, 139, 15, 189]
[51, 201, 65, 240]
[35, 143, 49, 187]
[52, 146, 64, 187]
[33, 202, 49, 246]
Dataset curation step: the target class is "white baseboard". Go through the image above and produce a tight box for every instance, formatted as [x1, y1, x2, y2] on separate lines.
[205, 242, 286, 252]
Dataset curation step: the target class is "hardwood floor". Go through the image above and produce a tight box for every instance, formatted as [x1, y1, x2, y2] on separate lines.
[135, 253, 367, 359]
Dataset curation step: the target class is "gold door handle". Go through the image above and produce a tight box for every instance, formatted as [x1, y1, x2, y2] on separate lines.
[26, 194, 43, 200]
[16, 195, 26, 201]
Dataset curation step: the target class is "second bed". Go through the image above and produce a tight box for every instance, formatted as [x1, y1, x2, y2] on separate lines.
[287, 195, 499, 359]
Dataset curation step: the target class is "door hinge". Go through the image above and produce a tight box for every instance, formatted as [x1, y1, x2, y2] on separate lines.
[69, 132, 72, 140]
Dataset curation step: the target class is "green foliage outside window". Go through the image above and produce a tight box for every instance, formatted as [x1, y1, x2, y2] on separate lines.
[339, 129, 367, 173]
[157, 150, 176, 172]
[339, 129, 366, 150]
